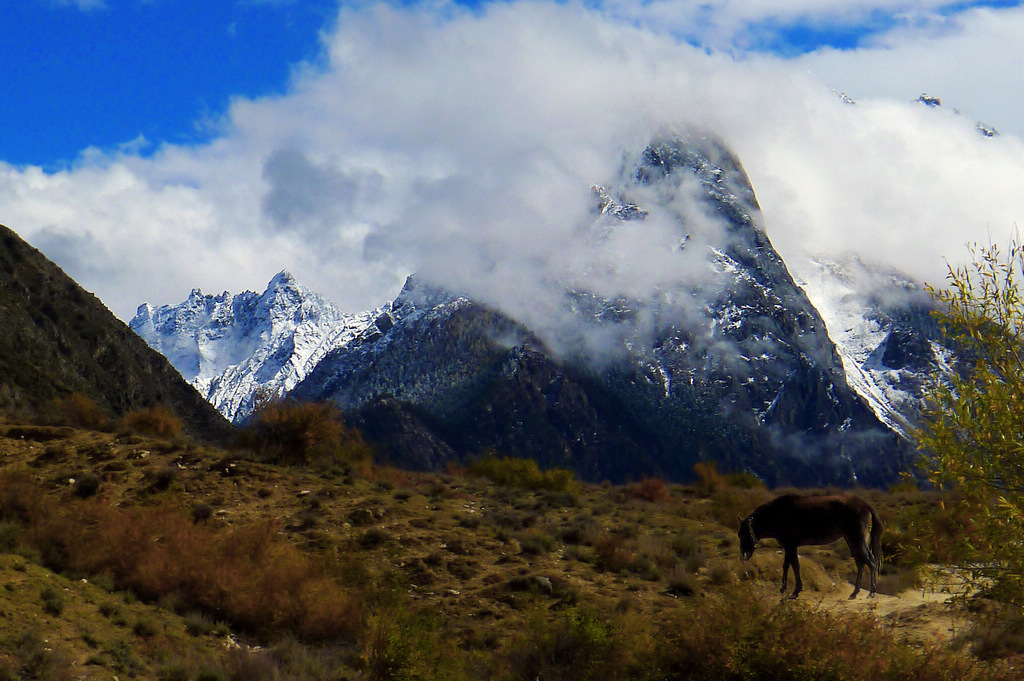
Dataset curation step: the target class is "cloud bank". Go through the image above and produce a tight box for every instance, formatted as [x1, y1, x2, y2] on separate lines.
[2, 0, 1024, 326]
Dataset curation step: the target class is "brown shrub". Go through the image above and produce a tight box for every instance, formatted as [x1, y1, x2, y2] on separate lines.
[692, 461, 726, 497]
[49, 393, 108, 430]
[119, 405, 181, 439]
[594, 535, 637, 574]
[626, 477, 672, 503]
[239, 400, 372, 466]
[0, 470, 43, 525]
[4, 472, 360, 641]
[367, 465, 416, 489]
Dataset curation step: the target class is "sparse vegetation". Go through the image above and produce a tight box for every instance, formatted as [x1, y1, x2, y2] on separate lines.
[0, 420, 1017, 678]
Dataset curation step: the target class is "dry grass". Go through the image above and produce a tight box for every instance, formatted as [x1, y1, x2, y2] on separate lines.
[0, 420, 1017, 679]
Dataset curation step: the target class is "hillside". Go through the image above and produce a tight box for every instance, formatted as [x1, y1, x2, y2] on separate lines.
[0, 418, 1016, 680]
[0, 225, 232, 442]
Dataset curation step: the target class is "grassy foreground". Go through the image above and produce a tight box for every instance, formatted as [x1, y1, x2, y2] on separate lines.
[0, 420, 1017, 680]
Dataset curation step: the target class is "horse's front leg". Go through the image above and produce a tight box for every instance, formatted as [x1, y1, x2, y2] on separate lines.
[780, 551, 790, 596]
[785, 546, 802, 599]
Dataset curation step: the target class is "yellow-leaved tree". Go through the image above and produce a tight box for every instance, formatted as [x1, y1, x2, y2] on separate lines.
[916, 239, 1024, 605]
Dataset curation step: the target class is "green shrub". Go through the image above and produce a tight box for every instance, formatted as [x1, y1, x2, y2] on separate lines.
[358, 528, 390, 549]
[98, 601, 120, 619]
[468, 454, 576, 493]
[40, 585, 64, 616]
[150, 466, 179, 491]
[361, 605, 482, 681]
[14, 629, 73, 680]
[183, 611, 215, 637]
[0, 520, 24, 551]
[191, 502, 214, 524]
[157, 660, 191, 681]
[724, 471, 764, 489]
[73, 472, 102, 499]
[504, 608, 617, 681]
[104, 639, 144, 676]
[518, 530, 557, 556]
[132, 617, 159, 639]
[456, 513, 482, 529]
[665, 568, 700, 597]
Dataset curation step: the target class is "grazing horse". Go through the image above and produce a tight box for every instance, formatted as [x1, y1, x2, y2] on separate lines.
[738, 494, 883, 599]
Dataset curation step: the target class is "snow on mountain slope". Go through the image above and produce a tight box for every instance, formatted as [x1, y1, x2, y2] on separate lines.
[792, 255, 944, 436]
[130, 271, 388, 422]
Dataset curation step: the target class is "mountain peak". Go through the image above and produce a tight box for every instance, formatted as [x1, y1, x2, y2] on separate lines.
[268, 270, 297, 289]
[131, 271, 385, 422]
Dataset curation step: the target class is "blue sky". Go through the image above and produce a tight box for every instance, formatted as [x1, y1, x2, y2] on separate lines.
[3, 1, 337, 167]
[2, 0, 1024, 321]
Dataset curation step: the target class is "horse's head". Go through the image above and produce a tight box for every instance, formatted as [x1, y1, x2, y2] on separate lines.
[737, 514, 757, 562]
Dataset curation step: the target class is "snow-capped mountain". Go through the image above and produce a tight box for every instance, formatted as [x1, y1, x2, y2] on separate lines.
[130, 271, 390, 422]
[291, 133, 916, 486]
[132, 132, 949, 486]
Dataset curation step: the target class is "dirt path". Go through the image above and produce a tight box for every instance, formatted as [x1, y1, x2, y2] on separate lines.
[810, 567, 972, 647]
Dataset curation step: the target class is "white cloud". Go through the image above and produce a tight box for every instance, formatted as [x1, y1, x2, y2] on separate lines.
[2, 0, 1023, 333]
[794, 6, 1024, 137]
[597, 0, 1002, 52]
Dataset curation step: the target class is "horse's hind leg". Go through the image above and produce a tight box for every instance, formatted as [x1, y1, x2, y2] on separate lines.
[868, 548, 878, 597]
[846, 537, 873, 599]
[850, 562, 864, 599]
[785, 546, 802, 599]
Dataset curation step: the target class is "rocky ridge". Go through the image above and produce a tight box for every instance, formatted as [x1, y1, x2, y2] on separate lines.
[130, 271, 389, 422]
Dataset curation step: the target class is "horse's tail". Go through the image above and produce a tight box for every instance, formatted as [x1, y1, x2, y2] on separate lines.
[869, 506, 884, 571]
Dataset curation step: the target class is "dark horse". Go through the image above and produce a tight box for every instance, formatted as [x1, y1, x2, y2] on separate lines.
[738, 494, 883, 599]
